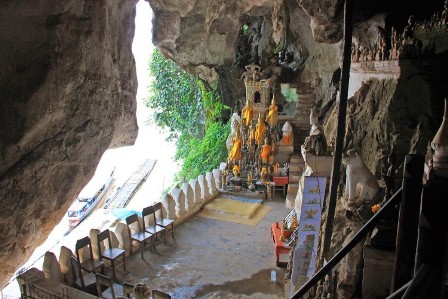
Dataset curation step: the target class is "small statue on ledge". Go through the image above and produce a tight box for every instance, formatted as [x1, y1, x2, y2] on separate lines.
[260, 137, 272, 165]
[302, 107, 327, 156]
[342, 149, 380, 204]
[279, 121, 293, 145]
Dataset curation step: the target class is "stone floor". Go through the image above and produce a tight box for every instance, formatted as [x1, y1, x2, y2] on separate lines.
[111, 191, 291, 299]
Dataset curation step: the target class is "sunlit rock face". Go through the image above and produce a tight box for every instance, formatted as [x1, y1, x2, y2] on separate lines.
[0, 0, 138, 286]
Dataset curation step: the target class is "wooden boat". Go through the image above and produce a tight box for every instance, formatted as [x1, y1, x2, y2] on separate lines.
[67, 174, 113, 227]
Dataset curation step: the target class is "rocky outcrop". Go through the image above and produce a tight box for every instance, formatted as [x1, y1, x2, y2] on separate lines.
[0, 0, 138, 287]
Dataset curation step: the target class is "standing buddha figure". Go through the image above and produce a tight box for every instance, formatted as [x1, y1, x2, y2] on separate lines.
[255, 113, 267, 147]
[228, 129, 243, 162]
[242, 98, 254, 128]
[265, 95, 279, 128]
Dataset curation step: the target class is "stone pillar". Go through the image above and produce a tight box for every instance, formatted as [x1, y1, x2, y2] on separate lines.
[206, 171, 218, 196]
[42, 251, 63, 283]
[58, 246, 74, 285]
[109, 230, 121, 249]
[182, 182, 195, 211]
[114, 222, 132, 255]
[171, 187, 186, 217]
[143, 208, 156, 226]
[198, 174, 213, 202]
[212, 168, 222, 190]
[189, 178, 202, 205]
[89, 228, 101, 260]
[161, 193, 177, 220]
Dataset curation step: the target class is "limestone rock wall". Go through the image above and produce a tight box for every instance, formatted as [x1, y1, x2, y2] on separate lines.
[0, 0, 138, 287]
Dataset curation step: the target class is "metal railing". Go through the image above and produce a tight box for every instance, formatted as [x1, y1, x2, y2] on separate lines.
[292, 186, 403, 298]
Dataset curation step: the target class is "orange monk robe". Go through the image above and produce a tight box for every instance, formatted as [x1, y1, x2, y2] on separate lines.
[282, 135, 292, 145]
[228, 135, 243, 161]
[260, 144, 272, 160]
[242, 104, 254, 128]
[265, 104, 278, 127]
[255, 120, 267, 147]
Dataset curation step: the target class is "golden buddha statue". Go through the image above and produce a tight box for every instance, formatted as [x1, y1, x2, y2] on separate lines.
[255, 113, 267, 147]
[228, 129, 242, 162]
[265, 95, 278, 128]
[260, 137, 272, 164]
[241, 99, 254, 128]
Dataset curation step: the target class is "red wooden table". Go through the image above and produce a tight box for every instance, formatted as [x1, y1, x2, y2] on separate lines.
[270, 222, 292, 267]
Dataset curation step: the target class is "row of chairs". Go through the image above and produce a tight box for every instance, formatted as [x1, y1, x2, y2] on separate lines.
[70, 202, 174, 297]
[74, 229, 125, 286]
[125, 202, 174, 259]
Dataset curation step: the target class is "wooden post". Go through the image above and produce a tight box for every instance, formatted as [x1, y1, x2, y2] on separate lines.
[407, 174, 448, 298]
[322, 0, 353, 260]
[391, 154, 424, 292]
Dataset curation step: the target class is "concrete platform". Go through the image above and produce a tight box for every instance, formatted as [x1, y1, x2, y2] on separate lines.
[113, 194, 291, 298]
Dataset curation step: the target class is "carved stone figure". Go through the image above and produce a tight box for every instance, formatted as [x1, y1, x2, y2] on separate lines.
[402, 15, 416, 44]
[279, 121, 293, 145]
[302, 107, 327, 155]
[377, 26, 390, 60]
[240, 63, 262, 81]
[342, 149, 380, 202]
[226, 112, 241, 152]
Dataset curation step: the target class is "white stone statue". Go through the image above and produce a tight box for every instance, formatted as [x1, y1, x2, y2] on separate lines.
[342, 149, 380, 203]
[302, 107, 327, 155]
[279, 121, 293, 145]
[226, 112, 241, 152]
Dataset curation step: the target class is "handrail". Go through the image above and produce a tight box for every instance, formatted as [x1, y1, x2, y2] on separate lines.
[385, 280, 411, 299]
[292, 186, 403, 298]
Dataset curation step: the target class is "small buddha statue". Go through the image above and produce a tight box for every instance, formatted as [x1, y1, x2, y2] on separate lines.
[265, 95, 279, 128]
[228, 130, 243, 162]
[260, 137, 272, 164]
[242, 99, 254, 128]
[255, 113, 267, 147]
[302, 107, 327, 155]
[279, 121, 293, 145]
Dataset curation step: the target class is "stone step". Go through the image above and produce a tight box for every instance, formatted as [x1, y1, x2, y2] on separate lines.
[287, 183, 299, 194]
[298, 94, 315, 100]
[290, 155, 304, 163]
[289, 174, 301, 183]
[298, 103, 315, 108]
[289, 163, 303, 173]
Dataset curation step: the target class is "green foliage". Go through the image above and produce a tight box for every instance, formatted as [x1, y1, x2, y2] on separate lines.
[146, 49, 230, 181]
[175, 121, 230, 180]
[146, 49, 204, 140]
[241, 24, 249, 36]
